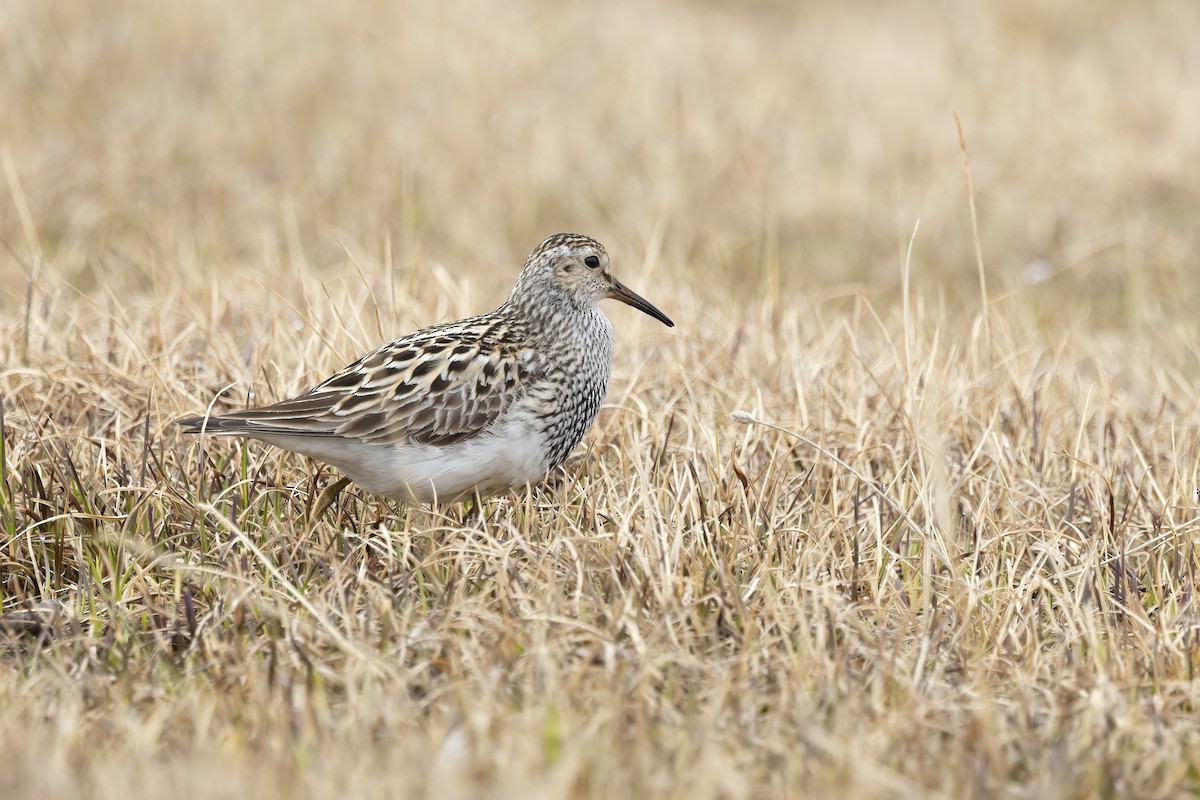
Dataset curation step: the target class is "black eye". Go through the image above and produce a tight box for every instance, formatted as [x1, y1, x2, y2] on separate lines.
[584, 255, 600, 269]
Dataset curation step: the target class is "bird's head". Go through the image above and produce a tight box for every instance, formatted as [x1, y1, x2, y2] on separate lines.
[509, 233, 674, 327]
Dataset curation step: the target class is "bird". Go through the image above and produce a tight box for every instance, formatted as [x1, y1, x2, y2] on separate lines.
[178, 233, 674, 504]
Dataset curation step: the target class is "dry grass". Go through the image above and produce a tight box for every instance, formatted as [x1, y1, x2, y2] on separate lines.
[3, 0, 1200, 797]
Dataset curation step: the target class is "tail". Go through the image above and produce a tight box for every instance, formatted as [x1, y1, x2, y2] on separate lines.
[177, 412, 339, 438]
[177, 415, 256, 435]
[178, 391, 342, 438]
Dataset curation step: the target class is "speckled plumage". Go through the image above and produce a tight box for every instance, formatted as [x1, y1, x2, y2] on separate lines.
[178, 233, 674, 503]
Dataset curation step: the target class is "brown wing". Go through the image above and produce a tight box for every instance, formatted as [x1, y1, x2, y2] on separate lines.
[180, 331, 543, 447]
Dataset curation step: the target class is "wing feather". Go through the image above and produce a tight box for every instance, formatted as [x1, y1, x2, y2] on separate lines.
[184, 326, 543, 446]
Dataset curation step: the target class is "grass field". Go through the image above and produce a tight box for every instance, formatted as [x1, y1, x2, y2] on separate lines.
[3, 1, 1200, 797]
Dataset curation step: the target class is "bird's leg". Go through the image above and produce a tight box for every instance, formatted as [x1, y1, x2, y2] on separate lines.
[310, 475, 353, 521]
[459, 494, 489, 529]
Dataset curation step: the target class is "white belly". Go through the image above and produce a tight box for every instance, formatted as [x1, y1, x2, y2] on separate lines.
[258, 416, 553, 504]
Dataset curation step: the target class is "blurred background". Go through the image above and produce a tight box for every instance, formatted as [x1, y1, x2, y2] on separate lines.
[4, 4, 1200, 794]
[1, 0, 1198, 330]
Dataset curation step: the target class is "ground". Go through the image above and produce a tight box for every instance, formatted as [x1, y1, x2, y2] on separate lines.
[2, 1, 1200, 797]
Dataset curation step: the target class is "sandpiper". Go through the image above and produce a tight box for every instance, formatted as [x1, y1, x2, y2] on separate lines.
[179, 233, 674, 503]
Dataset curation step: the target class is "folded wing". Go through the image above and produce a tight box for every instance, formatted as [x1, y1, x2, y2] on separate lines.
[178, 334, 541, 447]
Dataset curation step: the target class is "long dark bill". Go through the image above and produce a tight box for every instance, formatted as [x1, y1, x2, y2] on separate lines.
[608, 278, 675, 327]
